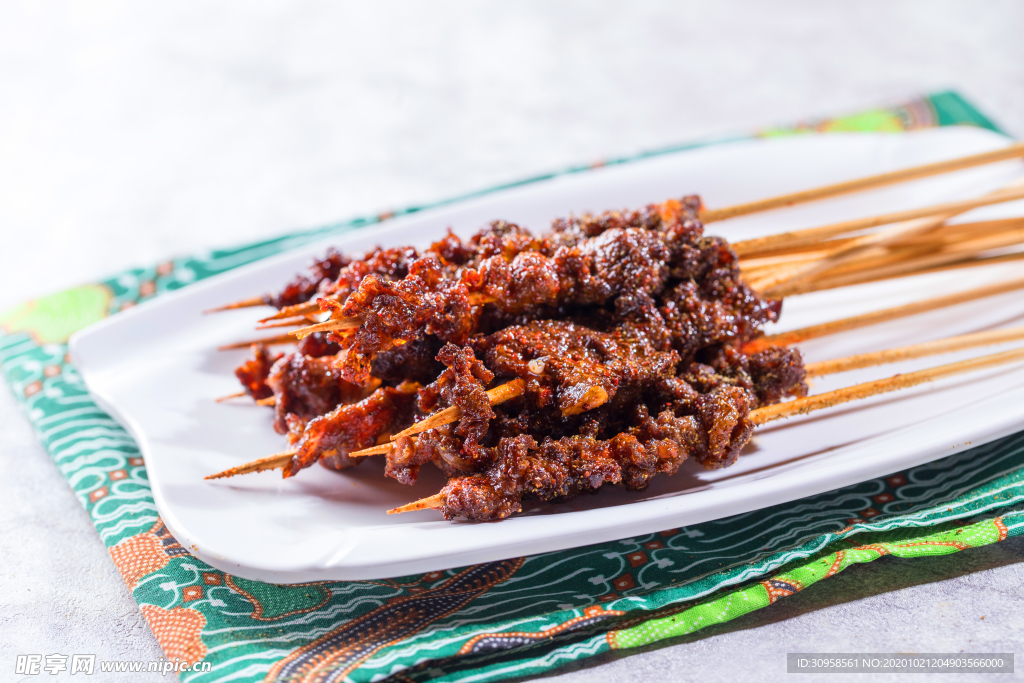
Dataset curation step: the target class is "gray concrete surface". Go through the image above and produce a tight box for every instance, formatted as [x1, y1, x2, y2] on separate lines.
[1, 2, 1022, 681]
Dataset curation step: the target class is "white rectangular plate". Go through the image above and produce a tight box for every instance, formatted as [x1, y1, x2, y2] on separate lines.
[70, 127, 1024, 582]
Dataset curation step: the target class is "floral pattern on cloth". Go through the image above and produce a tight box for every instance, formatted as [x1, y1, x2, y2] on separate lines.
[1, 91, 1018, 683]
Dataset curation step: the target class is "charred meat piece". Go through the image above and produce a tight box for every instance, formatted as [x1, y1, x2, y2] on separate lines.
[234, 344, 282, 400]
[332, 257, 479, 384]
[284, 385, 418, 477]
[418, 344, 495, 447]
[296, 331, 342, 358]
[477, 319, 679, 417]
[266, 352, 373, 435]
[423, 380, 756, 521]
[264, 248, 350, 309]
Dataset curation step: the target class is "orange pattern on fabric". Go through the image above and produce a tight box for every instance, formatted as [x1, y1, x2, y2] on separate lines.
[109, 533, 170, 589]
[139, 605, 207, 665]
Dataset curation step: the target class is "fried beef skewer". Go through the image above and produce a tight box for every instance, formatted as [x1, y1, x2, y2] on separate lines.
[222, 320, 1024, 480]
[288, 197, 1024, 383]
[207, 315, 802, 481]
[291, 199, 788, 385]
[205, 248, 351, 313]
[376, 323, 1024, 445]
[390, 345, 1024, 519]
[216, 270, 1024, 477]
[206, 143, 1024, 314]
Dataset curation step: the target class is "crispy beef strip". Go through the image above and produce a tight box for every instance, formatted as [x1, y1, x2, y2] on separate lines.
[747, 346, 809, 405]
[234, 344, 282, 400]
[266, 352, 373, 437]
[329, 257, 479, 384]
[296, 331, 342, 358]
[283, 385, 418, 477]
[476, 319, 679, 417]
[386, 344, 494, 484]
[424, 381, 757, 522]
[318, 246, 419, 300]
[325, 198, 781, 383]
[264, 248, 350, 309]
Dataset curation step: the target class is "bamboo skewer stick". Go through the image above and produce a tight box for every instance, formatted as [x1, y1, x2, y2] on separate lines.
[782, 251, 1024, 298]
[348, 442, 401, 458]
[739, 236, 864, 264]
[744, 275, 1024, 353]
[756, 178, 1024, 294]
[738, 216, 1024, 276]
[205, 451, 296, 480]
[753, 214, 951, 295]
[215, 391, 247, 402]
[762, 222, 1024, 298]
[218, 332, 301, 351]
[773, 244, 1024, 298]
[753, 346, 1024, 425]
[805, 326, 1024, 377]
[753, 218, 1024, 282]
[255, 397, 276, 406]
[256, 316, 321, 330]
[391, 346, 1024, 514]
[293, 318, 362, 339]
[741, 248, 841, 273]
[260, 300, 326, 323]
[204, 296, 268, 314]
[701, 142, 1024, 223]
[888, 215, 1024, 245]
[732, 186, 1024, 258]
[745, 219, 1024, 294]
[391, 379, 527, 440]
[777, 216, 1024, 294]
[389, 494, 445, 514]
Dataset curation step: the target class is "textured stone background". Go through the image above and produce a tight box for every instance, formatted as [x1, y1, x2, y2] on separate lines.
[1, 2, 1022, 681]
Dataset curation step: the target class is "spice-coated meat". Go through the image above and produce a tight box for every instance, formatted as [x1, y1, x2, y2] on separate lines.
[229, 193, 812, 522]
[330, 257, 479, 384]
[264, 248, 350, 309]
[476, 319, 680, 417]
[323, 198, 781, 382]
[318, 246, 420, 300]
[296, 332, 342, 358]
[283, 385, 418, 477]
[234, 344, 282, 400]
[427, 380, 757, 521]
[370, 336, 445, 385]
[266, 352, 373, 436]
[418, 344, 495, 444]
[747, 346, 809, 405]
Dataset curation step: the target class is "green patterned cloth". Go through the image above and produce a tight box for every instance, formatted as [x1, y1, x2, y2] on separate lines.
[1, 91, 1019, 683]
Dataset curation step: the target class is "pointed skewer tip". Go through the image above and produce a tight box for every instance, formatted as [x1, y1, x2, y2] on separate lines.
[387, 493, 445, 514]
[204, 451, 295, 480]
